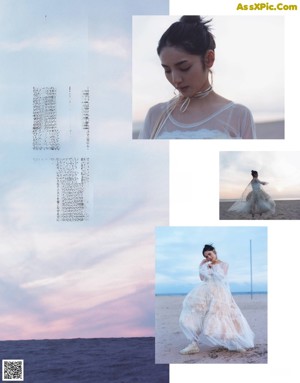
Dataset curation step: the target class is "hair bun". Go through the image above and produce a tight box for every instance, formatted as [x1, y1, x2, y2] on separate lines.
[157, 15, 215, 56]
[202, 244, 215, 254]
[180, 15, 201, 24]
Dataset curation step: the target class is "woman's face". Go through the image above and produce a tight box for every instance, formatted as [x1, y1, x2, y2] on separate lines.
[203, 250, 217, 262]
[159, 46, 213, 98]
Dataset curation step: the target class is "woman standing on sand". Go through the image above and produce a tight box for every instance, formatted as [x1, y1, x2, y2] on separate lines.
[228, 170, 276, 218]
[138, 15, 256, 139]
[179, 244, 254, 354]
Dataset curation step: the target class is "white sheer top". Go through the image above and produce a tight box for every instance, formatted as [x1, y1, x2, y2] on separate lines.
[138, 101, 256, 139]
[251, 178, 264, 191]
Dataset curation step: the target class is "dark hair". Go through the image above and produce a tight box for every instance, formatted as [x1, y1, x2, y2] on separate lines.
[251, 170, 258, 177]
[157, 16, 216, 57]
[202, 244, 216, 255]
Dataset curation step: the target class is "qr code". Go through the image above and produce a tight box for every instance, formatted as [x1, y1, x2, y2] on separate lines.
[2, 360, 24, 381]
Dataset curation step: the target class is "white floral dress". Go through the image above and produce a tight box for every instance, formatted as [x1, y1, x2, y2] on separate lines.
[179, 262, 254, 351]
[228, 179, 276, 215]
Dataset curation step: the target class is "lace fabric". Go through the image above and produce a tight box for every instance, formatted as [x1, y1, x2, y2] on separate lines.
[138, 100, 256, 139]
[179, 262, 254, 351]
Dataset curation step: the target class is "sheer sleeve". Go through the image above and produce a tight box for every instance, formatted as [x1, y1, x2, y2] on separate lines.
[212, 262, 228, 281]
[258, 179, 268, 185]
[199, 263, 212, 281]
[138, 103, 166, 139]
[199, 262, 228, 281]
[240, 106, 256, 139]
[138, 108, 152, 139]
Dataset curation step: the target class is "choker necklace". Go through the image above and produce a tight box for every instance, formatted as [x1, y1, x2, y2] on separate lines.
[179, 85, 213, 113]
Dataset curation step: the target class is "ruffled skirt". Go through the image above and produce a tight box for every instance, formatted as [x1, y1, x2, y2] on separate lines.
[229, 189, 276, 215]
[179, 282, 254, 351]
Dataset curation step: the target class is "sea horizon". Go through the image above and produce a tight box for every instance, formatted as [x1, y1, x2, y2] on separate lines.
[156, 291, 267, 297]
[0, 335, 156, 342]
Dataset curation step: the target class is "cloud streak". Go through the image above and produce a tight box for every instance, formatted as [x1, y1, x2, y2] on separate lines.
[89, 37, 130, 58]
[0, 0, 169, 341]
[0, 35, 86, 52]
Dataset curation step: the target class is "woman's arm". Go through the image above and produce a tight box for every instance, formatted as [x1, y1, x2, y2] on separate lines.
[199, 260, 210, 281]
[210, 261, 228, 280]
[258, 179, 268, 185]
[138, 109, 152, 139]
[138, 103, 164, 139]
[240, 106, 256, 139]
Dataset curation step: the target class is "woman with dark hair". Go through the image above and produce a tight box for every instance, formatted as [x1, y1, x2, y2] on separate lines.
[228, 170, 276, 218]
[138, 16, 256, 139]
[179, 244, 254, 354]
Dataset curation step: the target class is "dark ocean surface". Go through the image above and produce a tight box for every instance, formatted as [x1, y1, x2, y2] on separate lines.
[0, 337, 169, 383]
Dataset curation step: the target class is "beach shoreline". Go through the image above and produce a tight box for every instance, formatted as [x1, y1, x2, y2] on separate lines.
[220, 199, 300, 220]
[155, 294, 267, 364]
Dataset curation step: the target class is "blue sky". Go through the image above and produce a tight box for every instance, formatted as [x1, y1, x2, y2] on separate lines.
[0, 0, 169, 340]
[155, 226, 267, 294]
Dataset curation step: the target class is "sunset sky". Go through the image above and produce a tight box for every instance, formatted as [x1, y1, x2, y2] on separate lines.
[0, 0, 169, 341]
[219, 151, 300, 200]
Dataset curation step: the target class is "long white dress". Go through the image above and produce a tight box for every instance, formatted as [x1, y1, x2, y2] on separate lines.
[138, 100, 256, 139]
[179, 262, 254, 351]
[228, 179, 276, 215]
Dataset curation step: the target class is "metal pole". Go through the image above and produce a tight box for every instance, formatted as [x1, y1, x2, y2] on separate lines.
[250, 239, 253, 300]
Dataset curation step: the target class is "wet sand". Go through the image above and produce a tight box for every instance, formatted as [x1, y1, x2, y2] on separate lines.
[219, 200, 300, 220]
[155, 294, 267, 364]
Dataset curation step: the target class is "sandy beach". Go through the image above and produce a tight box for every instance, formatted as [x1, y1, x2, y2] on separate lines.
[219, 200, 300, 220]
[155, 294, 267, 364]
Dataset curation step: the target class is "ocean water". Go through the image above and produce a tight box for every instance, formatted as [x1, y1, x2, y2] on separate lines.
[0, 337, 169, 383]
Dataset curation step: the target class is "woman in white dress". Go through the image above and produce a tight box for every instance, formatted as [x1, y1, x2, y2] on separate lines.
[228, 170, 276, 218]
[138, 16, 256, 139]
[179, 244, 254, 355]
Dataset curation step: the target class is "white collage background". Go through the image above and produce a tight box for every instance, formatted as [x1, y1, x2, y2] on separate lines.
[0, 0, 298, 381]
[170, 0, 298, 382]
